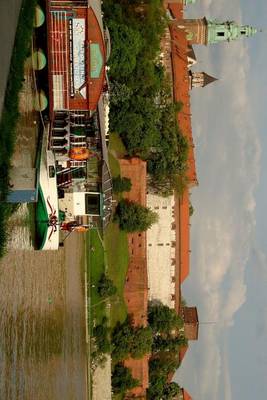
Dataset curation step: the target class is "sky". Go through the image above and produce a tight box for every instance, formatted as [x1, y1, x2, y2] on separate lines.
[176, 1, 267, 399]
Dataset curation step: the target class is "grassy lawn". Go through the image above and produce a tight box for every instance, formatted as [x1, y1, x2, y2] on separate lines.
[104, 222, 129, 328]
[108, 132, 127, 178]
[87, 226, 129, 329]
[86, 230, 106, 329]
[105, 132, 129, 328]
[108, 151, 121, 178]
[108, 132, 127, 158]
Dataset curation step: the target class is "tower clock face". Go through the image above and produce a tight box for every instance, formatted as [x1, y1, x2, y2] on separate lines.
[187, 31, 194, 41]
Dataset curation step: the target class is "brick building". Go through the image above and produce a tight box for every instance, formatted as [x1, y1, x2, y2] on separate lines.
[119, 158, 149, 399]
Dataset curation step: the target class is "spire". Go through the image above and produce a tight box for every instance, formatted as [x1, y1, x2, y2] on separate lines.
[190, 71, 218, 89]
[202, 72, 218, 86]
[207, 20, 258, 44]
[171, 18, 259, 46]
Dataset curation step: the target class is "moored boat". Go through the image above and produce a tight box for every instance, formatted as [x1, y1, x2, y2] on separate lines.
[36, 125, 59, 250]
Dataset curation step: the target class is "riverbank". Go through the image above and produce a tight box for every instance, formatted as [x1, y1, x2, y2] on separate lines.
[0, 0, 38, 257]
[0, 0, 22, 116]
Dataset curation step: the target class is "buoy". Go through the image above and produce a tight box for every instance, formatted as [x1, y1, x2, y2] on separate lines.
[34, 90, 48, 111]
[34, 5, 45, 28]
[32, 49, 47, 71]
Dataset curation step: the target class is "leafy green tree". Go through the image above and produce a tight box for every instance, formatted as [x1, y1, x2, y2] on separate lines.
[109, 82, 133, 106]
[148, 302, 184, 334]
[112, 317, 153, 361]
[152, 335, 187, 353]
[162, 382, 181, 399]
[107, 20, 143, 78]
[112, 176, 132, 193]
[131, 326, 153, 359]
[103, 0, 189, 196]
[147, 374, 166, 400]
[112, 363, 140, 394]
[114, 199, 158, 232]
[92, 317, 111, 358]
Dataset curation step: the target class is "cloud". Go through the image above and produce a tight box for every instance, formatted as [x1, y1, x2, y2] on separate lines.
[179, 1, 262, 399]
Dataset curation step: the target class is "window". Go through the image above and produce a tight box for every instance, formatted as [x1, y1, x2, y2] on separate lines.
[85, 193, 100, 215]
[217, 32, 225, 37]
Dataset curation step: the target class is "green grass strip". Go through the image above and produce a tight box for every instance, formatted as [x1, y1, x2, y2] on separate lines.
[104, 222, 129, 328]
[87, 230, 107, 330]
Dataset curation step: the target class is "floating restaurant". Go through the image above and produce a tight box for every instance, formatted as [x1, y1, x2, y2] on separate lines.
[36, 0, 113, 249]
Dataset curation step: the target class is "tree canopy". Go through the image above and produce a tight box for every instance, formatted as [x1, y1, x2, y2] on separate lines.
[148, 302, 184, 334]
[112, 317, 153, 361]
[104, 0, 189, 196]
[112, 363, 140, 394]
[114, 199, 158, 232]
[112, 176, 132, 193]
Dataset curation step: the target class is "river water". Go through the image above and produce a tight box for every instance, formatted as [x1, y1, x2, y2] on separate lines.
[0, 234, 88, 400]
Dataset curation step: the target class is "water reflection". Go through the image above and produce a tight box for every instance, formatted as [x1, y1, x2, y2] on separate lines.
[0, 235, 87, 400]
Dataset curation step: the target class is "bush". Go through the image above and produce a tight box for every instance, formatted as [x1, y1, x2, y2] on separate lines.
[97, 273, 117, 298]
[114, 199, 158, 232]
[112, 176, 132, 193]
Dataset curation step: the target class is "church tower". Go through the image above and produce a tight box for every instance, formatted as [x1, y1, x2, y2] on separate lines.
[189, 71, 218, 89]
[172, 18, 258, 45]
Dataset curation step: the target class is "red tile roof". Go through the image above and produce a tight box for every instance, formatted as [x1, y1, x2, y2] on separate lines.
[168, 6, 197, 309]
[170, 25, 198, 186]
[179, 345, 189, 363]
[183, 389, 193, 400]
[167, 2, 184, 19]
[177, 189, 190, 284]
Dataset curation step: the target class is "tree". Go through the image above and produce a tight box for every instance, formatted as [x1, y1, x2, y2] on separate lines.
[112, 363, 140, 394]
[92, 317, 111, 362]
[109, 82, 133, 106]
[152, 335, 187, 354]
[148, 373, 181, 400]
[112, 317, 153, 361]
[114, 199, 158, 232]
[107, 20, 143, 79]
[112, 176, 132, 193]
[97, 273, 117, 298]
[162, 382, 181, 399]
[131, 326, 153, 359]
[148, 302, 184, 334]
